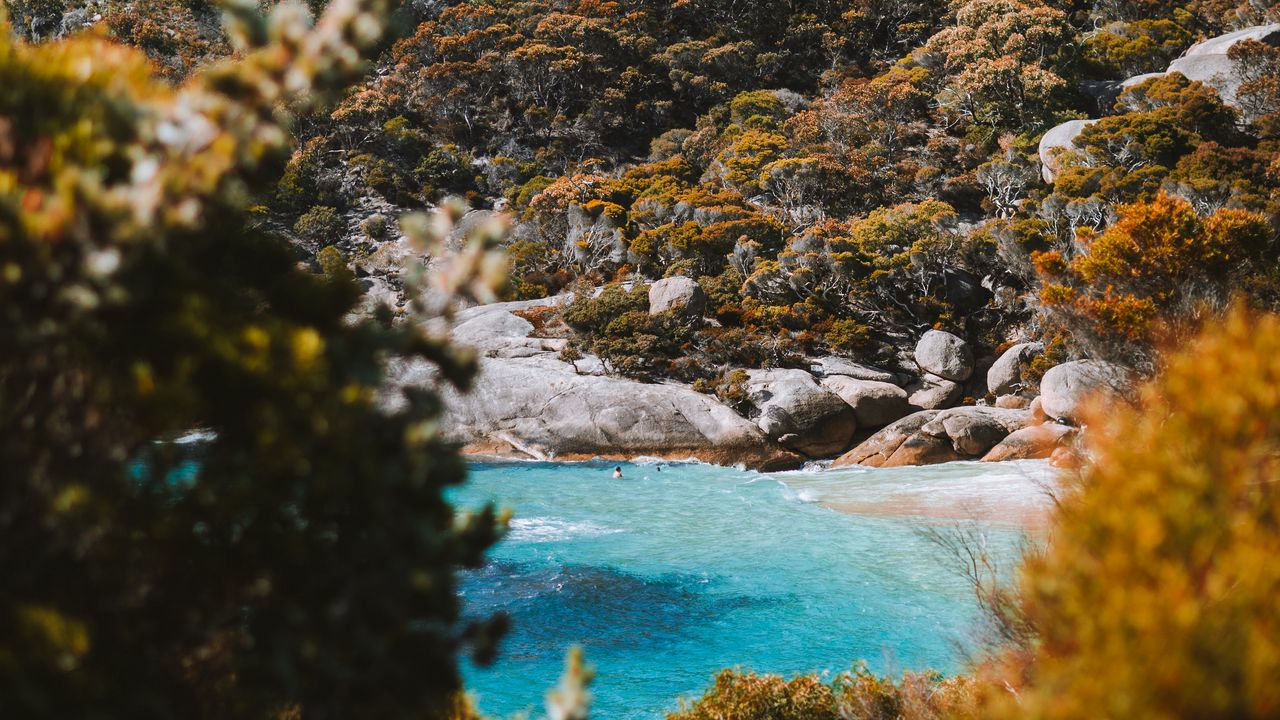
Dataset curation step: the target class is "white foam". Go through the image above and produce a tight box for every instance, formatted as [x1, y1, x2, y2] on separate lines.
[507, 517, 623, 543]
[173, 429, 217, 445]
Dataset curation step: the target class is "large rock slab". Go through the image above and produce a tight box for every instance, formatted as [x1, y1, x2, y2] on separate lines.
[1127, 25, 1280, 106]
[832, 411, 940, 468]
[983, 423, 1077, 462]
[883, 432, 967, 467]
[812, 356, 903, 385]
[914, 330, 974, 382]
[400, 297, 802, 470]
[987, 342, 1043, 397]
[745, 369, 858, 458]
[821, 376, 911, 428]
[1040, 360, 1134, 424]
[1039, 119, 1096, 182]
[648, 276, 706, 316]
[1185, 23, 1280, 56]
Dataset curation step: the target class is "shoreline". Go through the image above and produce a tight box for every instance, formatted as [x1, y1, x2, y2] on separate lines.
[463, 451, 1061, 529]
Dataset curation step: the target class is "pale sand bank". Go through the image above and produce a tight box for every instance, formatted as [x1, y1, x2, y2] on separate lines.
[773, 459, 1064, 528]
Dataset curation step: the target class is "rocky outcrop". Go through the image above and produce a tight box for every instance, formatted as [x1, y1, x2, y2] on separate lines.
[832, 411, 939, 468]
[883, 431, 967, 467]
[648, 276, 707, 316]
[820, 376, 911, 428]
[408, 298, 802, 470]
[447, 209, 500, 250]
[965, 355, 995, 401]
[1043, 24, 1280, 182]
[1050, 446, 1085, 469]
[405, 291, 1128, 470]
[982, 423, 1077, 462]
[925, 407, 1031, 457]
[834, 406, 1031, 468]
[744, 369, 858, 457]
[1040, 360, 1134, 424]
[987, 342, 1043, 397]
[995, 394, 1032, 409]
[1166, 24, 1280, 107]
[914, 330, 974, 382]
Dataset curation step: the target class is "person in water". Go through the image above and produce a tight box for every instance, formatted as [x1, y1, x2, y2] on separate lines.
[613, 466, 622, 479]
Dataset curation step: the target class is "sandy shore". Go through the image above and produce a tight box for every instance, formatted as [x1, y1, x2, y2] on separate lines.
[773, 459, 1066, 529]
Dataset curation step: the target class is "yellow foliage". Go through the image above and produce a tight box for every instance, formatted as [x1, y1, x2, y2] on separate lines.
[991, 305, 1280, 718]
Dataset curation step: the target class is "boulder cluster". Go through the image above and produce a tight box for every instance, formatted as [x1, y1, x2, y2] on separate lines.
[426, 286, 1137, 471]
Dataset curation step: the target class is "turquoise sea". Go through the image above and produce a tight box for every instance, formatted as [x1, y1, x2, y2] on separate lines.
[450, 458, 1057, 719]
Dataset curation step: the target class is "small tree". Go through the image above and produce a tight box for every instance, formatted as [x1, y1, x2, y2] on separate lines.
[0, 2, 507, 718]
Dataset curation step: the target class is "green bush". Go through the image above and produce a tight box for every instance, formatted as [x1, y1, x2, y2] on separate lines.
[360, 213, 389, 240]
[671, 666, 977, 720]
[671, 669, 837, 720]
[563, 283, 650, 334]
[294, 205, 345, 244]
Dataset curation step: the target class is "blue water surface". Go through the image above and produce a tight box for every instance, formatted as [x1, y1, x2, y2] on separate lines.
[450, 460, 1049, 718]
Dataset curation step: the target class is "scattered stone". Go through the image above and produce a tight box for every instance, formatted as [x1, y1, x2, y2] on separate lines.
[914, 330, 974, 382]
[988, 342, 1043, 397]
[821, 376, 911, 428]
[648, 276, 707, 316]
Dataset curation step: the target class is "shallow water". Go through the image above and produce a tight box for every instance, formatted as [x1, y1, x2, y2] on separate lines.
[450, 459, 1057, 719]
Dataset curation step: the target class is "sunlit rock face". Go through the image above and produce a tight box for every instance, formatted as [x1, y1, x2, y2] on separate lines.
[397, 297, 804, 470]
[1041, 23, 1280, 183]
[1039, 119, 1097, 183]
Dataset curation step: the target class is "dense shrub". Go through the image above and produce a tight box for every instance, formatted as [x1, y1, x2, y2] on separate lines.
[0, 3, 507, 717]
[670, 666, 977, 720]
[991, 306, 1280, 718]
[294, 205, 346, 245]
[670, 670, 837, 720]
[1036, 194, 1274, 366]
